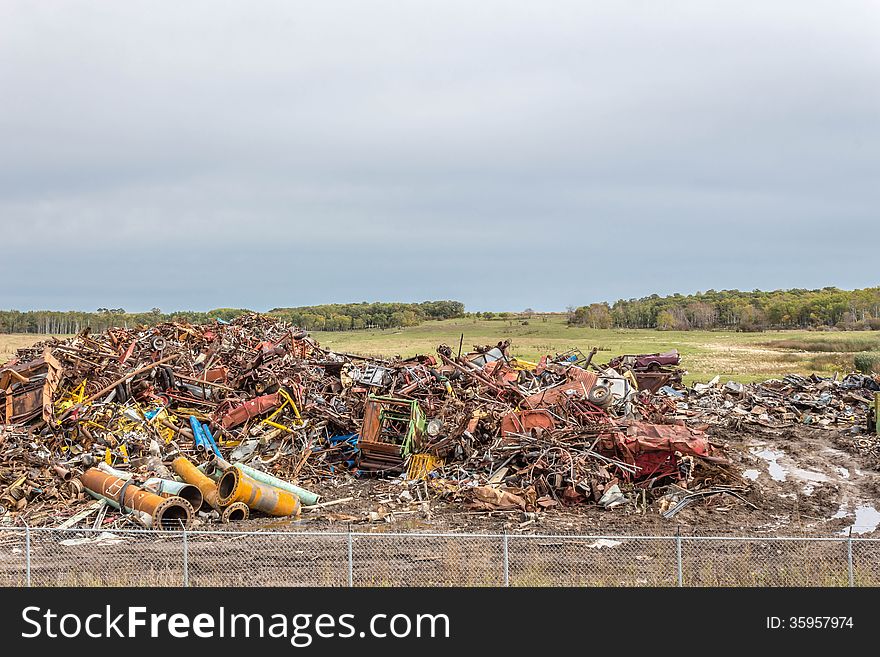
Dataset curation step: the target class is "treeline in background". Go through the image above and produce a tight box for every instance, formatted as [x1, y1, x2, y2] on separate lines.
[569, 287, 880, 331]
[0, 301, 466, 335]
[268, 300, 465, 331]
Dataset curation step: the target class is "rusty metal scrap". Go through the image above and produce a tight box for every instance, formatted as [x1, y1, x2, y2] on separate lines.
[80, 467, 193, 530]
[1, 312, 876, 530]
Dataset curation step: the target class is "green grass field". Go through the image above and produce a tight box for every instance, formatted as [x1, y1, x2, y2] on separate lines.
[313, 315, 880, 383]
[4, 316, 878, 383]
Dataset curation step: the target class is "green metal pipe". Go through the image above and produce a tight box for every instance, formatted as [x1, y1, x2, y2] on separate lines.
[143, 477, 204, 513]
[196, 462, 222, 481]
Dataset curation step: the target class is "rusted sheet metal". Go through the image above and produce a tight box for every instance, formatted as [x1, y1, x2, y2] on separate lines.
[0, 356, 52, 424]
[205, 366, 229, 383]
[361, 397, 382, 443]
[483, 360, 519, 383]
[633, 371, 675, 394]
[601, 421, 711, 458]
[219, 392, 280, 429]
[81, 468, 193, 529]
[216, 467, 302, 517]
[523, 370, 598, 408]
[500, 409, 556, 438]
[3, 384, 42, 424]
[596, 422, 715, 483]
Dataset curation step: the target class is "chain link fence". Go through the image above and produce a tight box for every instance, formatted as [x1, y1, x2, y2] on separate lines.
[0, 526, 876, 587]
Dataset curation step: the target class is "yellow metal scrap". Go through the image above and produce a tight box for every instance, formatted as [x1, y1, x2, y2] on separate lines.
[261, 388, 306, 433]
[407, 453, 443, 480]
[53, 380, 88, 414]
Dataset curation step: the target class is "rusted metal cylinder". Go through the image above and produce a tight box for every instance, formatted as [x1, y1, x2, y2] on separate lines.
[53, 465, 73, 481]
[81, 468, 193, 530]
[65, 479, 84, 497]
[220, 501, 249, 523]
[217, 467, 302, 517]
[172, 456, 223, 511]
[143, 478, 204, 513]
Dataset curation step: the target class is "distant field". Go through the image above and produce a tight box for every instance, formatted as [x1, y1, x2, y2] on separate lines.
[0, 334, 70, 362]
[313, 316, 880, 383]
[3, 316, 878, 383]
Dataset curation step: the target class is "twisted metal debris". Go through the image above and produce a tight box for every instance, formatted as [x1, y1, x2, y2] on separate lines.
[0, 314, 876, 528]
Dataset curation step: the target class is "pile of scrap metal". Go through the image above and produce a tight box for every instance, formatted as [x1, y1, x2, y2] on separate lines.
[0, 314, 323, 530]
[603, 350, 685, 393]
[657, 372, 878, 431]
[5, 314, 873, 528]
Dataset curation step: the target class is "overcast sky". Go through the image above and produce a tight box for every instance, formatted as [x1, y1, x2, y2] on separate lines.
[1, 1, 878, 313]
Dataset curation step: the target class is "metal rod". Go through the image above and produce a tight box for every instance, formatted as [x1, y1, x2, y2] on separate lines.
[502, 531, 510, 587]
[25, 522, 31, 588]
[347, 527, 354, 587]
[847, 528, 854, 587]
[182, 525, 189, 587]
[676, 531, 683, 587]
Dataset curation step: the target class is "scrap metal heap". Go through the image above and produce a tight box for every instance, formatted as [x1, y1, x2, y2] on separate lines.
[1, 314, 876, 528]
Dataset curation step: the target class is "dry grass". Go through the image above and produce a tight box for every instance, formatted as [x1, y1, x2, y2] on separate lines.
[0, 333, 70, 362]
[312, 317, 876, 383]
[762, 336, 880, 352]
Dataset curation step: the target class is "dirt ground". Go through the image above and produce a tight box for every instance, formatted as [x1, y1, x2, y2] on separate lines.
[218, 423, 880, 538]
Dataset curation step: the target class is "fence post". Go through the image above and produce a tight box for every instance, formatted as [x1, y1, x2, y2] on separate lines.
[347, 526, 354, 587]
[847, 528, 854, 587]
[24, 521, 31, 588]
[675, 529, 683, 587]
[182, 525, 189, 587]
[502, 531, 510, 587]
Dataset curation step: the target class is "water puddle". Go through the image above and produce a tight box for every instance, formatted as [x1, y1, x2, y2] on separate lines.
[839, 505, 880, 535]
[789, 467, 829, 484]
[742, 469, 760, 481]
[750, 448, 787, 481]
[749, 447, 829, 485]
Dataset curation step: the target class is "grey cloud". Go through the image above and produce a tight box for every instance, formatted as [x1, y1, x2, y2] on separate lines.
[1, 1, 878, 312]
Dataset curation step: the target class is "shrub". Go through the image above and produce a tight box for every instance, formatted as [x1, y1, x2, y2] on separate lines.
[853, 352, 880, 374]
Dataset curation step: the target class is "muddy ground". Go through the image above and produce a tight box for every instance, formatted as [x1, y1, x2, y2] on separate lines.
[219, 423, 880, 538]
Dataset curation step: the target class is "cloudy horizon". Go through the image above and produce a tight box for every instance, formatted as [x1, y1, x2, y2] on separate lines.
[2, 1, 878, 313]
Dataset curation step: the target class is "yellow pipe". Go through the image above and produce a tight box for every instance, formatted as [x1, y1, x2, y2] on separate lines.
[217, 467, 301, 517]
[172, 456, 224, 511]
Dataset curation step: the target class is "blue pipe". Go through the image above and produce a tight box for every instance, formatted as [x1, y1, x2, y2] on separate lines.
[201, 422, 222, 458]
[189, 415, 206, 452]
